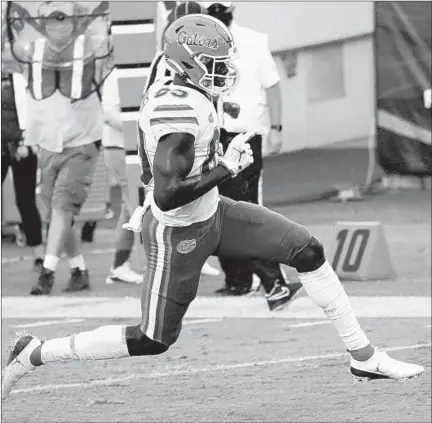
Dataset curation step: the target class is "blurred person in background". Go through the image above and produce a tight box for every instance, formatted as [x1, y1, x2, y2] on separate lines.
[144, 0, 221, 277]
[203, 2, 302, 306]
[2, 1, 113, 295]
[1, 69, 44, 269]
[103, 166, 116, 220]
[101, 66, 143, 285]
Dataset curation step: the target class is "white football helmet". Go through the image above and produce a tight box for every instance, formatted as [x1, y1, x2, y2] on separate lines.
[164, 14, 238, 96]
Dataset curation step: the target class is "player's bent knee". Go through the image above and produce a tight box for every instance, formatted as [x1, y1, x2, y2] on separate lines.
[290, 236, 325, 273]
[125, 325, 169, 356]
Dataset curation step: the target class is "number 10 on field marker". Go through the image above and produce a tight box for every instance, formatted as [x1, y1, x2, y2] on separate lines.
[329, 221, 395, 281]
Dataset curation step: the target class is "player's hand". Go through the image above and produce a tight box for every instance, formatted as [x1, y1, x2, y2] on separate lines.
[218, 132, 255, 177]
[268, 128, 283, 155]
[14, 145, 29, 161]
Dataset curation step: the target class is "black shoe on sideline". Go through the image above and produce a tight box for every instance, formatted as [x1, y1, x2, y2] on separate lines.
[64, 268, 90, 292]
[266, 282, 303, 311]
[29, 268, 55, 295]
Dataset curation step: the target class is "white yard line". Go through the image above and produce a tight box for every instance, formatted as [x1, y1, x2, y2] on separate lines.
[11, 342, 431, 396]
[184, 319, 222, 325]
[286, 321, 331, 328]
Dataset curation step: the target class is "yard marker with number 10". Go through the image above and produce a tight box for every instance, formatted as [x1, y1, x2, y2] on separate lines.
[329, 221, 395, 281]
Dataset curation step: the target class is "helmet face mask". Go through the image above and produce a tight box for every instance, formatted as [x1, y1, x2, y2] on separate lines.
[197, 52, 238, 96]
[164, 14, 238, 97]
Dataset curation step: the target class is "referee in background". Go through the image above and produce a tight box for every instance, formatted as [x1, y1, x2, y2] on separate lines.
[204, 2, 303, 304]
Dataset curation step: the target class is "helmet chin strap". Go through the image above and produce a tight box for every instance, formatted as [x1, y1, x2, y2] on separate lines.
[182, 43, 216, 95]
[165, 57, 189, 82]
[166, 56, 205, 94]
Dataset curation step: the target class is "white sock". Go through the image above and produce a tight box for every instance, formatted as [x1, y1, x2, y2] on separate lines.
[68, 255, 86, 271]
[297, 260, 370, 352]
[41, 325, 130, 363]
[43, 255, 60, 272]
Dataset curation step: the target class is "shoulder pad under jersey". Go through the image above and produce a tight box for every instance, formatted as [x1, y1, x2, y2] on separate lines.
[143, 82, 202, 140]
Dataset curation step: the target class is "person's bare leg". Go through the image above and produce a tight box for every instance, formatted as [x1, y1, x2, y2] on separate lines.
[113, 205, 134, 267]
[106, 205, 142, 284]
[42, 208, 73, 272]
[106, 147, 142, 284]
[31, 244, 45, 261]
[64, 225, 87, 271]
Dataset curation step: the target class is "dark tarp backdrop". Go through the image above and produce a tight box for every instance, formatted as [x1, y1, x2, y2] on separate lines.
[375, 1, 432, 176]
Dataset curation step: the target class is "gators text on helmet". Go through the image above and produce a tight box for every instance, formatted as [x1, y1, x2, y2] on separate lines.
[164, 14, 238, 97]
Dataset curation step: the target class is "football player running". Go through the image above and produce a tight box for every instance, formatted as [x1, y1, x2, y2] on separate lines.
[145, 0, 301, 310]
[2, 14, 424, 401]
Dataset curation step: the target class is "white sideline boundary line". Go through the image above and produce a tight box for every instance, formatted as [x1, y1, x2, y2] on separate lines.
[11, 342, 431, 396]
[11, 318, 220, 329]
[2, 296, 431, 319]
[2, 248, 115, 264]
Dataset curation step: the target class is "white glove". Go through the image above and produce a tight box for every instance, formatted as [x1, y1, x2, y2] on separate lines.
[218, 132, 255, 177]
[122, 206, 146, 232]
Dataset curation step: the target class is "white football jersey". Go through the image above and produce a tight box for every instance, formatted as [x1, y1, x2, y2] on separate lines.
[137, 78, 221, 227]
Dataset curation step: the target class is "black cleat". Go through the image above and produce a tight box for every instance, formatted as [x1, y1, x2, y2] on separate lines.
[266, 282, 303, 311]
[64, 268, 90, 292]
[29, 268, 55, 295]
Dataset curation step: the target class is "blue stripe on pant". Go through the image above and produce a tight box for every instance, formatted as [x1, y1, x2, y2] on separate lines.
[140, 207, 220, 346]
